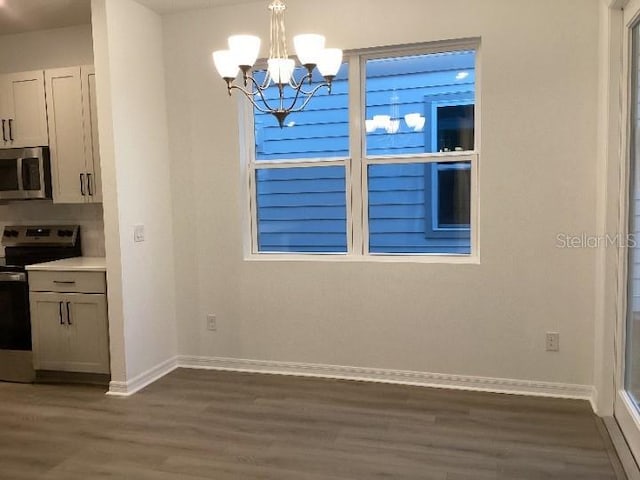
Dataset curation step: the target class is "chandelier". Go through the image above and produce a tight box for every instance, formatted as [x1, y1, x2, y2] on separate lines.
[212, 0, 343, 128]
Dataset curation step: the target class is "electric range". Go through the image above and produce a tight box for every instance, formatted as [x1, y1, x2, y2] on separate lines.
[0, 225, 81, 383]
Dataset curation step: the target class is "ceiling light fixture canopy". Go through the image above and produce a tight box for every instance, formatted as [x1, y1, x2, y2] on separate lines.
[212, 0, 343, 128]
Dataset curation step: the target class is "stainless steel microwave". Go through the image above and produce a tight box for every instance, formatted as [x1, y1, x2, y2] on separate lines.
[0, 147, 51, 201]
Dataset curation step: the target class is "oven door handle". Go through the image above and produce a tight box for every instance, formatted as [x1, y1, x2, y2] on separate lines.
[0, 272, 26, 282]
[59, 301, 64, 325]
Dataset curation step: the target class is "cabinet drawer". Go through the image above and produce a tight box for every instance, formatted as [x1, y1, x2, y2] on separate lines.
[28, 271, 106, 294]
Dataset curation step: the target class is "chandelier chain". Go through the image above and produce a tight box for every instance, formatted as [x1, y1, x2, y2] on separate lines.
[269, 0, 288, 60]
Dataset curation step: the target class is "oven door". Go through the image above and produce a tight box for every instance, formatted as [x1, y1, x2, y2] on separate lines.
[0, 272, 31, 351]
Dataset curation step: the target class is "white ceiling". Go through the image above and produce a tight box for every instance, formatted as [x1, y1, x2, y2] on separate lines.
[0, 0, 259, 36]
[0, 0, 91, 35]
[136, 0, 260, 15]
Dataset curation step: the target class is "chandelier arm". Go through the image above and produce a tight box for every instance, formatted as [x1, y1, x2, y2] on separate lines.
[261, 71, 271, 89]
[228, 85, 269, 113]
[280, 78, 308, 113]
[228, 83, 277, 114]
[245, 74, 283, 112]
[288, 70, 312, 90]
[287, 82, 332, 113]
[296, 81, 331, 96]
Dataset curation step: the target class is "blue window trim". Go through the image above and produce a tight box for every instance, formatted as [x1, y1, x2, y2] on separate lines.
[423, 92, 474, 240]
[430, 162, 471, 231]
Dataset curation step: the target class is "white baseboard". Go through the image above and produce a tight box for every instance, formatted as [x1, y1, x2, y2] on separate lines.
[178, 355, 595, 402]
[107, 356, 178, 396]
[104, 354, 595, 405]
[590, 390, 599, 415]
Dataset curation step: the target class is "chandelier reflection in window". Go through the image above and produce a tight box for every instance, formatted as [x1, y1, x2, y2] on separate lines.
[366, 91, 425, 134]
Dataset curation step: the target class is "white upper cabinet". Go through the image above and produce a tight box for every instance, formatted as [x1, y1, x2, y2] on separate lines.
[0, 71, 49, 148]
[82, 66, 102, 203]
[45, 65, 102, 204]
[45, 67, 86, 203]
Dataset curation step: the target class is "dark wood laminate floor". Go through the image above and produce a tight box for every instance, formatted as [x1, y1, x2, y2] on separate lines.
[0, 368, 623, 479]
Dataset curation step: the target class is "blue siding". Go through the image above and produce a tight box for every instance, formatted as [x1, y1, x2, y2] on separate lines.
[256, 166, 347, 253]
[255, 64, 350, 160]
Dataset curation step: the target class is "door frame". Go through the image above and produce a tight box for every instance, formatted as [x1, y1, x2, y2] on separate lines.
[614, 0, 640, 469]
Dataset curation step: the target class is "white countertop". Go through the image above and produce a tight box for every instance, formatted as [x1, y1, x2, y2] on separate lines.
[26, 257, 106, 272]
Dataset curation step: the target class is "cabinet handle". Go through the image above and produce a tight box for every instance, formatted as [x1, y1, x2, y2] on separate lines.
[66, 302, 72, 325]
[59, 301, 64, 325]
[8, 119, 13, 141]
[87, 173, 93, 196]
[53, 280, 76, 285]
[80, 173, 86, 196]
[1, 120, 5, 142]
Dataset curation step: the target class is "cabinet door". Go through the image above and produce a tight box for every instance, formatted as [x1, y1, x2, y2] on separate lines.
[81, 66, 102, 203]
[45, 68, 87, 204]
[65, 294, 110, 374]
[2, 71, 48, 148]
[29, 292, 69, 371]
[0, 86, 8, 148]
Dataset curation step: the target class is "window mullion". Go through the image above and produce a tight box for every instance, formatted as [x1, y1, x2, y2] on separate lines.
[349, 54, 364, 255]
[239, 95, 260, 256]
[248, 163, 259, 254]
[253, 158, 347, 169]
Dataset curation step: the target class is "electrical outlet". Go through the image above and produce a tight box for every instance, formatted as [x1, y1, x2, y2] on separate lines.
[545, 332, 559, 352]
[207, 314, 217, 331]
[134, 224, 145, 243]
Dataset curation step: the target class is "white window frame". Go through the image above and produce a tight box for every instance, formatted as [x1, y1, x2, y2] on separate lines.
[239, 38, 481, 263]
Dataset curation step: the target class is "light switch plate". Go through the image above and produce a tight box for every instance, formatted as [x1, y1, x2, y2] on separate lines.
[134, 224, 145, 243]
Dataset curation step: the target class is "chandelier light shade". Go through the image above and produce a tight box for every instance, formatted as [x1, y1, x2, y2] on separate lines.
[212, 0, 343, 128]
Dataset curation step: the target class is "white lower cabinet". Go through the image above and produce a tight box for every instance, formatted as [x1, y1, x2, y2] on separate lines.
[29, 272, 109, 374]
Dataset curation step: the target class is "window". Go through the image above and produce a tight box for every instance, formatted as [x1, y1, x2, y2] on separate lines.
[243, 40, 478, 259]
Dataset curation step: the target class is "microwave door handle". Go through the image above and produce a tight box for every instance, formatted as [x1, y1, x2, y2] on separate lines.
[39, 154, 46, 195]
[16, 157, 23, 192]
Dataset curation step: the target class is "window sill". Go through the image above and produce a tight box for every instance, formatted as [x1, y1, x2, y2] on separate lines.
[243, 253, 480, 264]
